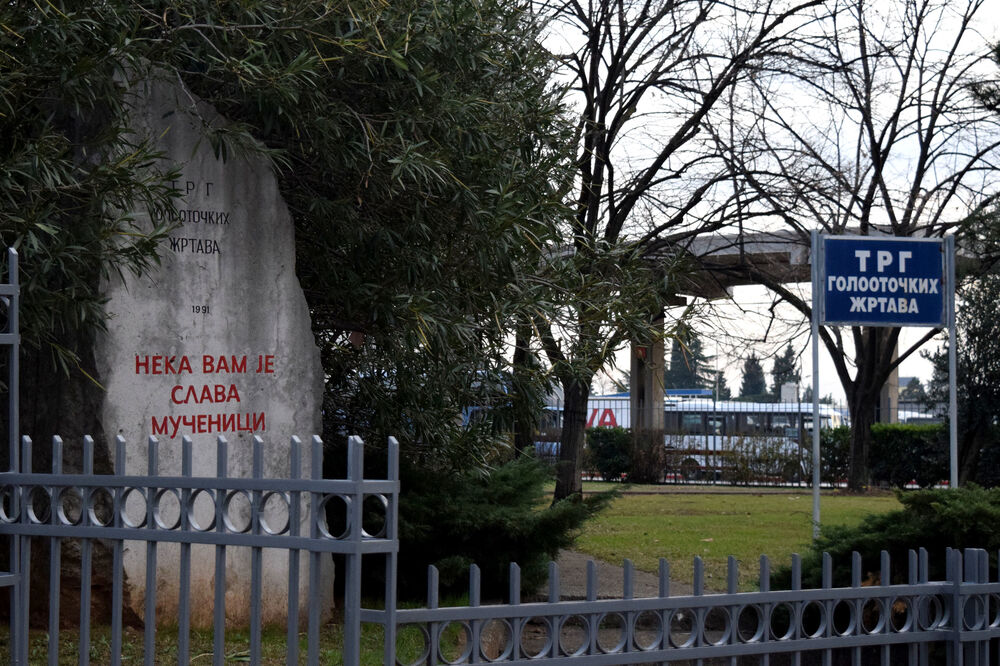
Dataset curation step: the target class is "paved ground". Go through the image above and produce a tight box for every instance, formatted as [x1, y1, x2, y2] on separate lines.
[533, 549, 695, 600]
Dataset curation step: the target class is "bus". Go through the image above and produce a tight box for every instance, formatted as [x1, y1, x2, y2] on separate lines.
[536, 393, 848, 482]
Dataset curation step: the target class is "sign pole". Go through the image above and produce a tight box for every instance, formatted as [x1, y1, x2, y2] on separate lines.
[811, 230, 821, 539]
[947, 234, 958, 488]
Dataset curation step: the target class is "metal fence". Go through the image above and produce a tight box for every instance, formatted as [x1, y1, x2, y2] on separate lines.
[0, 434, 399, 665]
[368, 546, 1000, 665]
[5, 432, 1000, 664]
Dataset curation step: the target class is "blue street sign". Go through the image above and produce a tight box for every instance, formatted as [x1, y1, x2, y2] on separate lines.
[821, 236, 945, 326]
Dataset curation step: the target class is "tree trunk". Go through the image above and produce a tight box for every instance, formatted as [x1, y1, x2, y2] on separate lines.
[846, 395, 875, 490]
[959, 421, 988, 485]
[512, 320, 535, 456]
[553, 377, 590, 502]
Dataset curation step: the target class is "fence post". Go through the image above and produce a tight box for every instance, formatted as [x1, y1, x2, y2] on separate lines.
[343, 435, 365, 665]
[383, 437, 400, 666]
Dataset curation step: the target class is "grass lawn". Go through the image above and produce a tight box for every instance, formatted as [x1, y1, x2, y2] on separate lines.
[3, 620, 399, 665]
[572, 483, 901, 590]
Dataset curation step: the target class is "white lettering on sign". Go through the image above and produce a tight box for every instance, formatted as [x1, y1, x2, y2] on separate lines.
[851, 249, 916, 273]
[854, 250, 871, 272]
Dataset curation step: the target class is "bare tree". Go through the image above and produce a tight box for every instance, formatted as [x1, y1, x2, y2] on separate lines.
[705, 0, 1000, 489]
[534, 0, 822, 501]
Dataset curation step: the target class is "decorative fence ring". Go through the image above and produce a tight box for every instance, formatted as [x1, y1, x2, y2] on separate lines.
[186, 488, 216, 532]
[737, 604, 765, 643]
[316, 494, 350, 540]
[87, 486, 115, 527]
[119, 486, 147, 528]
[259, 491, 291, 535]
[596, 612, 627, 653]
[437, 621, 472, 665]
[27, 485, 52, 524]
[153, 488, 183, 530]
[361, 493, 389, 539]
[633, 609, 664, 650]
[222, 489, 253, 534]
[54, 486, 83, 526]
[394, 624, 430, 666]
[0, 484, 19, 523]
[480, 618, 513, 662]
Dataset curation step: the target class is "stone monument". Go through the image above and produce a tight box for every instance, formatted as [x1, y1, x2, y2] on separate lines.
[94, 75, 330, 626]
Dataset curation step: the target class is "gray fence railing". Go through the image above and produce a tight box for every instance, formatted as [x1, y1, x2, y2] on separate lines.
[366, 546, 999, 665]
[0, 433, 399, 665]
[5, 434, 1000, 665]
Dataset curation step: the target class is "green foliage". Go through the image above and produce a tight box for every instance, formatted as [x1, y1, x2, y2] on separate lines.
[899, 377, 927, 402]
[710, 370, 732, 400]
[869, 424, 947, 489]
[586, 427, 632, 482]
[586, 427, 665, 483]
[1, 2, 177, 366]
[770, 344, 800, 399]
[396, 455, 613, 599]
[721, 435, 805, 485]
[664, 323, 712, 389]
[738, 353, 768, 399]
[820, 426, 851, 484]
[776, 486, 1000, 589]
[925, 274, 1000, 484]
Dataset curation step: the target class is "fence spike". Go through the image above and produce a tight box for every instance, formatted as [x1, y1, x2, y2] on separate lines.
[21, 435, 31, 472]
[880, 550, 890, 587]
[147, 436, 158, 475]
[509, 562, 520, 605]
[311, 435, 322, 481]
[586, 560, 597, 602]
[908, 549, 918, 585]
[822, 552, 832, 589]
[851, 551, 862, 588]
[347, 434, 364, 482]
[182, 436, 193, 477]
[387, 436, 400, 482]
[428, 565, 439, 610]
[83, 435, 94, 475]
[252, 435, 263, 479]
[51, 436, 62, 474]
[759, 555, 770, 593]
[114, 436, 125, 474]
[919, 547, 929, 583]
[470, 564, 481, 607]
[727, 556, 738, 594]
[694, 556, 704, 596]
[658, 558, 670, 598]
[216, 436, 228, 476]
[792, 553, 801, 591]
[548, 561, 560, 603]
[624, 558, 634, 600]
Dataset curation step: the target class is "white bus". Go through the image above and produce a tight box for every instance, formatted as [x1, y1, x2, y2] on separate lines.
[537, 393, 848, 482]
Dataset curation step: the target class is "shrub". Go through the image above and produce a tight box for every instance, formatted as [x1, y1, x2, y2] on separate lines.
[869, 423, 947, 488]
[586, 427, 632, 481]
[721, 434, 805, 485]
[774, 486, 1000, 590]
[820, 426, 851, 484]
[396, 454, 613, 599]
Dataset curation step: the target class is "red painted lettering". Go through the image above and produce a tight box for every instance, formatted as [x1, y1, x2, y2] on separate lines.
[597, 408, 617, 427]
[255, 354, 275, 374]
[135, 355, 192, 375]
[151, 416, 169, 435]
[203, 355, 248, 374]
